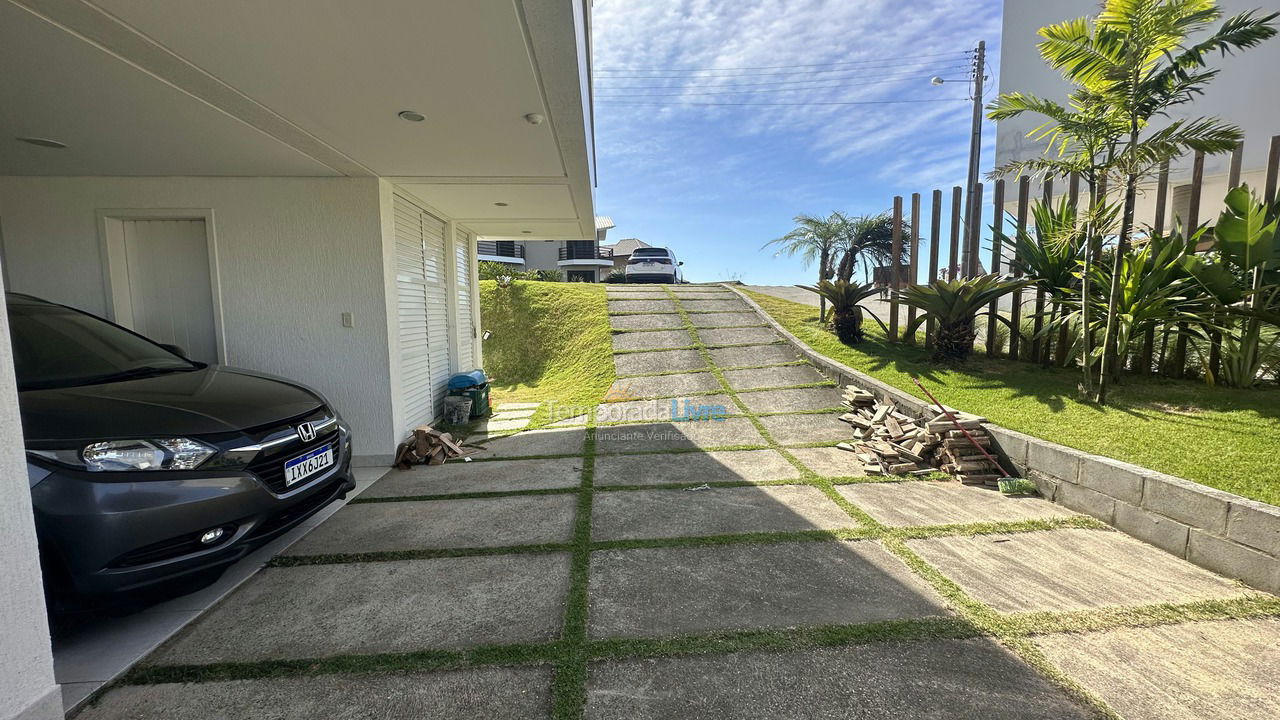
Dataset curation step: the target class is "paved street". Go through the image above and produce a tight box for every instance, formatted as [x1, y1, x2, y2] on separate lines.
[79, 284, 1280, 720]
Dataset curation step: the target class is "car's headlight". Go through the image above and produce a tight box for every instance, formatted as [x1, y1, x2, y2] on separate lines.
[31, 438, 215, 472]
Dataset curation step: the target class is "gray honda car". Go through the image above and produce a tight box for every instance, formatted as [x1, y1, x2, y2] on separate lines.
[9, 294, 355, 604]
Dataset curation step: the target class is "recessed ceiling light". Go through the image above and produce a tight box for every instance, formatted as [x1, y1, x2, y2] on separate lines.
[16, 136, 67, 149]
[521, 230, 533, 234]
[397, 110, 425, 122]
[523, 113, 545, 125]
[494, 202, 509, 207]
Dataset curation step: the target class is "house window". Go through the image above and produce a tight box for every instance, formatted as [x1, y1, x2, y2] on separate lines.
[567, 270, 596, 283]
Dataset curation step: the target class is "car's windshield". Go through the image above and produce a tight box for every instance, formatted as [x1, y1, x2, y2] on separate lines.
[7, 300, 198, 391]
[632, 248, 670, 258]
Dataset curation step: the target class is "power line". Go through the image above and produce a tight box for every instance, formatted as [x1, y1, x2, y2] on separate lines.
[597, 60, 967, 79]
[596, 66, 967, 90]
[595, 49, 971, 73]
[596, 97, 970, 107]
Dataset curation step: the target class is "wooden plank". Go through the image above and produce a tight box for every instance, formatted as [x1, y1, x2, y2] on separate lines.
[1068, 172, 1080, 206]
[926, 188, 942, 348]
[1008, 176, 1030, 361]
[906, 192, 921, 344]
[948, 186, 962, 281]
[889, 195, 903, 342]
[986, 179, 1005, 357]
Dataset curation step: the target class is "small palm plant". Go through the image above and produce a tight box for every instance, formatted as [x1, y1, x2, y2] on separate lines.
[898, 275, 1032, 362]
[799, 280, 883, 344]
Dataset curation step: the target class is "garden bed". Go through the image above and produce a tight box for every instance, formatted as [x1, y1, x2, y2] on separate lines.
[743, 289, 1280, 506]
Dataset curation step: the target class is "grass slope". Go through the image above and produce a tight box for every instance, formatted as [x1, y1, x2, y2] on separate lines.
[480, 280, 614, 427]
[745, 290, 1280, 505]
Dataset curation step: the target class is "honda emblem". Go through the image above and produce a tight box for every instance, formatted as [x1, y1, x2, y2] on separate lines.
[296, 422, 317, 442]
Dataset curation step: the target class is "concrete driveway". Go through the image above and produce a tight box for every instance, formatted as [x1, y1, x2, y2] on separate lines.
[79, 284, 1280, 719]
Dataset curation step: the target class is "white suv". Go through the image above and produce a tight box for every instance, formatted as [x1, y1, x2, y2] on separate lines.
[624, 247, 684, 284]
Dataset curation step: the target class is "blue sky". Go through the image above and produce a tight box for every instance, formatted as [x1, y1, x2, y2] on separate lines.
[592, 0, 1004, 285]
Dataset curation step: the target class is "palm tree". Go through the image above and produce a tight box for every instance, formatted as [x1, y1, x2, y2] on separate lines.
[989, 0, 1276, 403]
[799, 280, 885, 344]
[898, 276, 1032, 362]
[832, 213, 907, 284]
[764, 213, 845, 320]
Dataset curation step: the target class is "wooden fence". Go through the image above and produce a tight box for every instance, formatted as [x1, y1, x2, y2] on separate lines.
[883, 133, 1280, 378]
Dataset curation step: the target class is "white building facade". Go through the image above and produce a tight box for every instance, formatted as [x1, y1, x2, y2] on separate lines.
[0, 2, 596, 718]
[996, 0, 1280, 226]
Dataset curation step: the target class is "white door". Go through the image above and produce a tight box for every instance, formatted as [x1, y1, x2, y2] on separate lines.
[454, 228, 475, 370]
[394, 192, 451, 432]
[119, 218, 218, 363]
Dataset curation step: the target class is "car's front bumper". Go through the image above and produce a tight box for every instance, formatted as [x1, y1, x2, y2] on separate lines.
[31, 427, 355, 594]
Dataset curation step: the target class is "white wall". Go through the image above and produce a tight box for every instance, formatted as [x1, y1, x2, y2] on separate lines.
[997, 0, 1280, 189]
[0, 258, 60, 720]
[0, 176, 398, 461]
[520, 239, 562, 272]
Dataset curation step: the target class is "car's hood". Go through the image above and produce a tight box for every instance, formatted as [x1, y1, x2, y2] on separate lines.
[19, 366, 324, 443]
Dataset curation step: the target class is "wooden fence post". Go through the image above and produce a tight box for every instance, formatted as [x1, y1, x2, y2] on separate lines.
[948, 186, 962, 280]
[1147, 161, 1170, 375]
[906, 193, 921, 344]
[1170, 151, 1205, 378]
[986, 179, 1005, 357]
[1008, 177, 1030, 361]
[926, 189, 942, 348]
[1032, 178, 1053, 363]
[967, 183, 984, 277]
[889, 196, 903, 342]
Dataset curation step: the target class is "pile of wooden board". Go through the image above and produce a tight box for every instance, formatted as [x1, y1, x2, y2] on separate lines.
[393, 425, 468, 469]
[836, 385, 1000, 484]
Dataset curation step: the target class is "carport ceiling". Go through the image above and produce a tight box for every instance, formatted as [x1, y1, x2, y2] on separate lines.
[0, 0, 594, 235]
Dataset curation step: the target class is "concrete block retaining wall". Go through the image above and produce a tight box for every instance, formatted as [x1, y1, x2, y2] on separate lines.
[728, 284, 1280, 594]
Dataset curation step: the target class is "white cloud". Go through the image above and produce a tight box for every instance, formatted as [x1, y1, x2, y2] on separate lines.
[592, 0, 1003, 183]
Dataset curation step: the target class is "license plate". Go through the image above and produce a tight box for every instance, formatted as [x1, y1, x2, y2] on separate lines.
[283, 444, 333, 487]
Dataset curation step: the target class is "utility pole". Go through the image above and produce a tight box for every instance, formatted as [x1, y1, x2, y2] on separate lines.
[961, 40, 986, 277]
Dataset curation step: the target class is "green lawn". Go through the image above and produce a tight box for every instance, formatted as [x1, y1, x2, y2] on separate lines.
[479, 280, 614, 427]
[745, 290, 1280, 505]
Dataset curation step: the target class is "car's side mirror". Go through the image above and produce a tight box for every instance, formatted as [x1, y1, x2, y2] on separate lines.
[159, 343, 187, 358]
[678, 261, 684, 266]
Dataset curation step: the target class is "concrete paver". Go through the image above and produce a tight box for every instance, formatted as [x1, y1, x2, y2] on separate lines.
[77, 666, 554, 720]
[594, 449, 799, 486]
[282, 494, 577, 554]
[472, 427, 586, 458]
[1035, 618, 1280, 720]
[591, 485, 858, 541]
[908, 528, 1252, 613]
[708, 343, 802, 368]
[611, 329, 694, 352]
[609, 313, 685, 330]
[592, 418, 767, 454]
[838, 482, 1079, 527]
[585, 640, 1091, 719]
[151, 554, 571, 663]
[787, 446, 865, 478]
[612, 348, 707, 376]
[608, 299, 677, 314]
[364, 457, 582, 497]
[596, 394, 736, 425]
[698, 326, 782, 346]
[737, 386, 843, 414]
[607, 371, 721, 399]
[757, 413, 853, 445]
[723, 364, 825, 390]
[589, 540, 949, 638]
[680, 299, 751, 313]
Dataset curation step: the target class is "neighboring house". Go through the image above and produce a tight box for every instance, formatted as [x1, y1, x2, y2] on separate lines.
[996, 0, 1280, 227]
[603, 237, 654, 273]
[0, 2, 594, 717]
[490, 215, 617, 281]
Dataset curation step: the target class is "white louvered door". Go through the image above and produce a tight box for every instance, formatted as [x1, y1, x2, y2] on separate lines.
[394, 192, 450, 432]
[454, 228, 475, 370]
